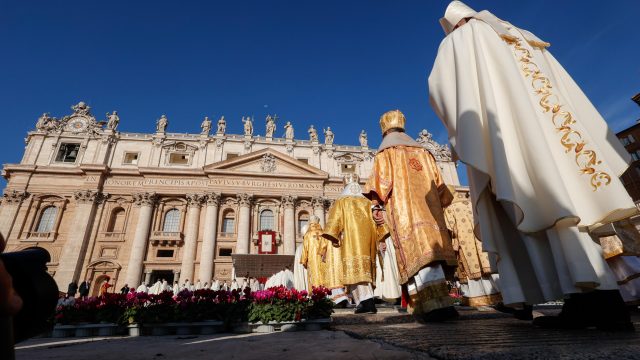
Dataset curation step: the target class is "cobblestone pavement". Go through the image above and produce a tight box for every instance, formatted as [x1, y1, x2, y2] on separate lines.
[15, 330, 431, 360]
[334, 308, 640, 360]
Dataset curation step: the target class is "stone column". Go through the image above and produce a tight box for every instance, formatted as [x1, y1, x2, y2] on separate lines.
[311, 196, 326, 227]
[144, 270, 153, 285]
[199, 193, 220, 282]
[282, 195, 297, 255]
[235, 193, 253, 254]
[179, 194, 204, 284]
[56, 190, 105, 289]
[124, 192, 157, 286]
[0, 190, 28, 240]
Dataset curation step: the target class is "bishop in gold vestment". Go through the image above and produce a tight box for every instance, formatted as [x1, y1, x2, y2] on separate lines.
[300, 216, 331, 288]
[444, 188, 501, 307]
[364, 110, 458, 321]
[323, 175, 388, 313]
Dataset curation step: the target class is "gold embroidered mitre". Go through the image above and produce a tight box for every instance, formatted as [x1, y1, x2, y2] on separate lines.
[379, 110, 406, 134]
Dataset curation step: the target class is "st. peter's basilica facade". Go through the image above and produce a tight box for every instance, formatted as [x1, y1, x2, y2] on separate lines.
[0, 102, 459, 295]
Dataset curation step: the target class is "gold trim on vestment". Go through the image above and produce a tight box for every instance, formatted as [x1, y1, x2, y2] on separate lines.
[467, 293, 503, 307]
[502, 35, 611, 191]
[407, 282, 453, 315]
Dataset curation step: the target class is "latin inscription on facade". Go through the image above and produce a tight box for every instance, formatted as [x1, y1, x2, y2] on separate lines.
[104, 178, 323, 190]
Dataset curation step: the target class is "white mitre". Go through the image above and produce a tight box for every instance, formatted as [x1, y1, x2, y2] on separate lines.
[339, 174, 364, 198]
[439, 1, 477, 35]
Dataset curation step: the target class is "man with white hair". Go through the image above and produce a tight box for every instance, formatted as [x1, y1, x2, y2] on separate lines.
[429, 1, 637, 330]
[324, 174, 389, 314]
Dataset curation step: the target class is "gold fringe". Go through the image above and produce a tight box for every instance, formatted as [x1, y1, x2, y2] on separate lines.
[467, 293, 503, 307]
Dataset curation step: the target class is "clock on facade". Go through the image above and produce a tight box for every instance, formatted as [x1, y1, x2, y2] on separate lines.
[66, 118, 88, 133]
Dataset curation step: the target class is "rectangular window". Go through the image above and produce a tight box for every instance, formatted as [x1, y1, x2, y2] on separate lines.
[218, 248, 232, 257]
[341, 163, 356, 173]
[222, 218, 235, 233]
[298, 219, 308, 235]
[55, 143, 80, 163]
[123, 152, 139, 165]
[632, 153, 638, 161]
[226, 153, 238, 160]
[297, 158, 309, 164]
[157, 250, 174, 258]
[629, 134, 636, 143]
[169, 153, 190, 165]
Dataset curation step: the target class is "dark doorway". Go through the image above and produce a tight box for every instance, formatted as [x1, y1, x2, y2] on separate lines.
[150, 270, 174, 284]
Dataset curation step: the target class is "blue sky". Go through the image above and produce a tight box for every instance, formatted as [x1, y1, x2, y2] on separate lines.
[1, 0, 639, 189]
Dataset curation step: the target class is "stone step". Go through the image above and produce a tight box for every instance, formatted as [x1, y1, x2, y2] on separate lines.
[330, 306, 514, 326]
[333, 306, 405, 315]
[331, 312, 414, 326]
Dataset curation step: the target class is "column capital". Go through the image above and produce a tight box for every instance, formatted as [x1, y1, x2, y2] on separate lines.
[281, 195, 297, 209]
[2, 190, 29, 205]
[73, 190, 107, 204]
[311, 196, 325, 210]
[205, 192, 221, 207]
[132, 192, 158, 207]
[236, 193, 253, 208]
[186, 193, 205, 208]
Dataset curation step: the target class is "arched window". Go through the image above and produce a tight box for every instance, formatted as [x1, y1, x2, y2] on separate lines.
[259, 209, 274, 231]
[163, 209, 181, 232]
[36, 206, 57, 233]
[221, 210, 235, 234]
[107, 208, 126, 232]
[297, 212, 309, 236]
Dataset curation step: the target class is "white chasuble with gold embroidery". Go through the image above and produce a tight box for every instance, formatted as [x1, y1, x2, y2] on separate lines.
[429, 2, 635, 305]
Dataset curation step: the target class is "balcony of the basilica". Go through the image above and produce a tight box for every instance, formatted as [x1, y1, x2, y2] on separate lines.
[150, 231, 184, 246]
[99, 232, 126, 242]
[26, 231, 57, 241]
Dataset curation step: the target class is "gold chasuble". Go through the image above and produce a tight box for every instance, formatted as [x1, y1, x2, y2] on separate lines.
[364, 143, 456, 285]
[300, 222, 330, 288]
[444, 191, 492, 281]
[323, 196, 388, 285]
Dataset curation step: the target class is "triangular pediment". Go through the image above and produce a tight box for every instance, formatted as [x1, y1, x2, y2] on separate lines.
[204, 148, 328, 179]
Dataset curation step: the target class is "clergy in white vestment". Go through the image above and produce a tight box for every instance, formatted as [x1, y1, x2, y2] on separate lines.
[265, 267, 295, 289]
[195, 280, 202, 290]
[183, 279, 191, 292]
[373, 236, 402, 302]
[149, 280, 163, 295]
[429, 1, 636, 331]
[172, 281, 179, 293]
[222, 281, 229, 291]
[136, 283, 148, 293]
[230, 279, 239, 291]
[250, 278, 261, 292]
[161, 280, 170, 293]
[283, 267, 294, 289]
[211, 279, 221, 291]
[293, 226, 311, 292]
